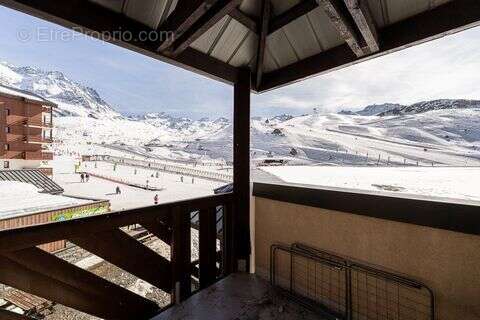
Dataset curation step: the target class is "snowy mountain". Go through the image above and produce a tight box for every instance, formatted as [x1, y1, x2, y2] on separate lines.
[340, 103, 405, 116]
[2, 61, 480, 167]
[340, 100, 480, 117]
[356, 103, 403, 116]
[377, 99, 480, 116]
[0, 61, 120, 118]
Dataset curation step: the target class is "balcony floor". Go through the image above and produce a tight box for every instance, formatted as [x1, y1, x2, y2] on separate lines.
[152, 273, 326, 320]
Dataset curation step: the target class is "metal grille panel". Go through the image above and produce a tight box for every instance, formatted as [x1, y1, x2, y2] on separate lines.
[271, 243, 434, 320]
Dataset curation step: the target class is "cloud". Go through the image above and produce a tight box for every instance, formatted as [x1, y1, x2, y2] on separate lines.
[253, 26, 480, 115]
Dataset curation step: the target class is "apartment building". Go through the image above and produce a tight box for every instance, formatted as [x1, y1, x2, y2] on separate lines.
[0, 84, 56, 175]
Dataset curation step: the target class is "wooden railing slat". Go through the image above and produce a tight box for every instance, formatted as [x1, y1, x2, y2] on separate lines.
[0, 193, 232, 253]
[0, 256, 125, 320]
[70, 229, 172, 292]
[142, 221, 172, 245]
[199, 206, 218, 289]
[2, 247, 159, 319]
[222, 201, 235, 275]
[171, 206, 191, 303]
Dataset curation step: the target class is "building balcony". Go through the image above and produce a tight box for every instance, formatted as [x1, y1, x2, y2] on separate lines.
[5, 133, 27, 143]
[5, 134, 51, 144]
[25, 119, 53, 128]
[6, 116, 53, 128]
[3, 151, 25, 159]
[0, 184, 478, 319]
[27, 136, 53, 144]
[41, 151, 54, 160]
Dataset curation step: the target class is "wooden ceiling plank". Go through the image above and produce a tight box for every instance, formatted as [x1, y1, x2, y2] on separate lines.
[229, 7, 258, 33]
[261, 0, 480, 92]
[269, 0, 319, 34]
[317, 0, 365, 57]
[344, 0, 379, 53]
[0, 0, 238, 84]
[255, 0, 271, 90]
[170, 0, 243, 56]
[157, 0, 217, 52]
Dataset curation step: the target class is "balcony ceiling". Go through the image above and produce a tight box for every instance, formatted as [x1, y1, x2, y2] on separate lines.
[1, 0, 479, 92]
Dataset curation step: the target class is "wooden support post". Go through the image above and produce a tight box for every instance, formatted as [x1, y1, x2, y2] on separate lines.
[171, 206, 191, 303]
[233, 68, 251, 272]
[222, 202, 234, 275]
[199, 207, 217, 288]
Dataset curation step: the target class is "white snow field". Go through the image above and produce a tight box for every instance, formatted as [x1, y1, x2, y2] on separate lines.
[260, 166, 480, 202]
[53, 159, 224, 211]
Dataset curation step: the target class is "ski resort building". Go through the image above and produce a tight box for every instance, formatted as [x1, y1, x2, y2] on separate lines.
[0, 1, 479, 320]
[0, 171, 111, 252]
[0, 84, 55, 175]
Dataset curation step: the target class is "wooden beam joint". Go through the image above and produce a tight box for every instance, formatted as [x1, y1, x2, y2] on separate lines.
[344, 0, 379, 53]
[317, 0, 366, 56]
[255, 0, 271, 90]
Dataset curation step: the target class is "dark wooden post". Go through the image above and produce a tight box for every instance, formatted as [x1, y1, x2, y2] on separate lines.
[171, 206, 191, 303]
[199, 207, 217, 288]
[233, 68, 251, 272]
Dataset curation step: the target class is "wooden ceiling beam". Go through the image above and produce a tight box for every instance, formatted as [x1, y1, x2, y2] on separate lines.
[169, 0, 243, 56]
[229, 8, 258, 33]
[0, 0, 239, 84]
[317, 0, 366, 57]
[260, 0, 480, 92]
[255, 0, 271, 90]
[344, 0, 379, 53]
[230, 1, 321, 36]
[157, 0, 217, 52]
[269, 0, 319, 34]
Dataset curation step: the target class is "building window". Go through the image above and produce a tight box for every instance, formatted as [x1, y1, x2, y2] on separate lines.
[3, 161, 9, 169]
[5, 108, 10, 116]
[5, 126, 10, 133]
[4, 144, 9, 151]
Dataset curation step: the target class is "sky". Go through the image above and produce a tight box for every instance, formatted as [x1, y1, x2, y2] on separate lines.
[0, 5, 480, 119]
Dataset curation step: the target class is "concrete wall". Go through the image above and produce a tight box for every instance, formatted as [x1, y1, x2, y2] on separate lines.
[255, 196, 480, 320]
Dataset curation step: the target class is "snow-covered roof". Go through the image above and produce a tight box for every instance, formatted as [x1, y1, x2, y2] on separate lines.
[0, 181, 90, 220]
[0, 169, 64, 194]
[0, 84, 57, 107]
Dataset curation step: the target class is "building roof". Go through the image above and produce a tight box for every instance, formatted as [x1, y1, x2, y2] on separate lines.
[0, 84, 57, 107]
[1, 1, 479, 93]
[0, 181, 90, 220]
[0, 169, 64, 194]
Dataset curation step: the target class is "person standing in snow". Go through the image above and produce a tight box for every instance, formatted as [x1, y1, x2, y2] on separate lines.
[80, 173, 85, 183]
[154, 194, 159, 205]
[85, 173, 90, 182]
[116, 186, 121, 195]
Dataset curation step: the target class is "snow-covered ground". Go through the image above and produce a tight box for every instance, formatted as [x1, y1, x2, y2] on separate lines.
[260, 166, 480, 202]
[53, 158, 223, 211]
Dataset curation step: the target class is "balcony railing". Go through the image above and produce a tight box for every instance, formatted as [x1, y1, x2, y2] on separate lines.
[5, 135, 52, 144]
[41, 152, 54, 160]
[5, 134, 26, 143]
[27, 136, 53, 144]
[6, 116, 53, 128]
[0, 193, 234, 320]
[25, 119, 53, 128]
